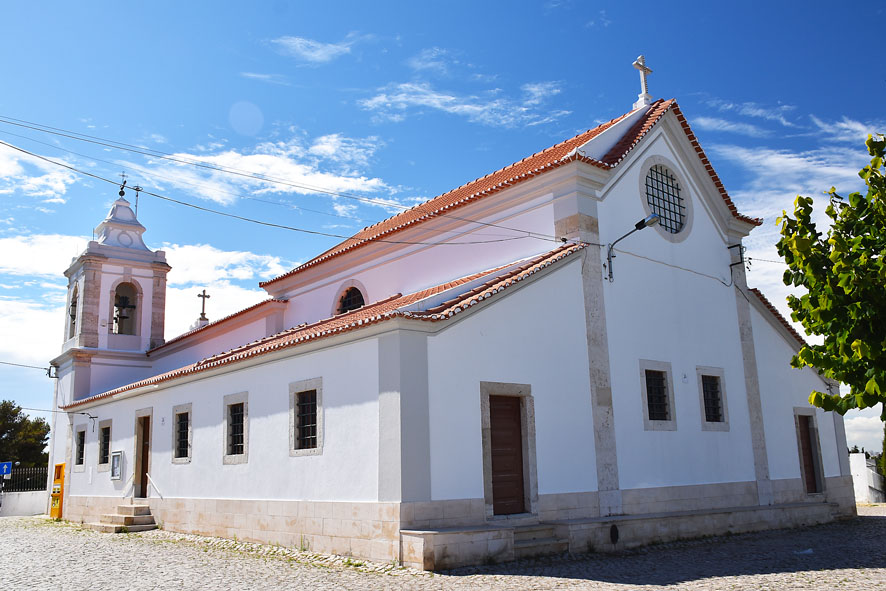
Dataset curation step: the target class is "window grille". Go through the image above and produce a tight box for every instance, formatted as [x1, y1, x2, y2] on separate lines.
[228, 403, 245, 455]
[295, 390, 318, 450]
[645, 369, 670, 421]
[645, 165, 685, 234]
[75, 430, 85, 465]
[99, 426, 110, 464]
[175, 412, 190, 459]
[701, 375, 723, 422]
[337, 287, 365, 314]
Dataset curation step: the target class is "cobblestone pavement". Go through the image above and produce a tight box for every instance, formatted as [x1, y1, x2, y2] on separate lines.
[2, 506, 884, 590]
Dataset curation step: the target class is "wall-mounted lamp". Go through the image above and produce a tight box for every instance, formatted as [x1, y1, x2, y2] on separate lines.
[607, 214, 659, 282]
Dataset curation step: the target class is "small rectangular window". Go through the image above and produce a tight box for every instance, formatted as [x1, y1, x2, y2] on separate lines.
[75, 430, 85, 465]
[289, 378, 323, 457]
[645, 370, 670, 421]
[175, 412, 189, 459]
[701, 375, 723, 422]
[295, 390, 318, 450]
[99, 426, 111, 464]
[228, 402, 244, 455]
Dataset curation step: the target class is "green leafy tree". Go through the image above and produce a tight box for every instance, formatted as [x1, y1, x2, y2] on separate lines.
[776, 134, 886, 419]
[0, 400, 50, 467]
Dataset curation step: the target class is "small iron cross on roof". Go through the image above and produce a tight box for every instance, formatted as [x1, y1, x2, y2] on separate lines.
[632, 55, 653, 108]
[198, 289, 210, 321]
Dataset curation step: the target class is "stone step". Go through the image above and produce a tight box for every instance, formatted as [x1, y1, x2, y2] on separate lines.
[513, 537, 569, 559]
[116, 504, 151, 516]
[513, 525, 556, 543]
[101, 514, 156, 526]
[86, 522, 158, 534]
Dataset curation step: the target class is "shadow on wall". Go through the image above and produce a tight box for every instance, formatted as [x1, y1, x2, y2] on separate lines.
[442, 514, 886, 583]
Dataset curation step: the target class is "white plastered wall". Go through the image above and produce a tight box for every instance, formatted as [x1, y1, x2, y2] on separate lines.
[597, 128, 757, 490]
[751, 305, 843, 480]
[151, 319, 274, 374]
[426, 259, 596, 500]
[65, 338, 380, 502]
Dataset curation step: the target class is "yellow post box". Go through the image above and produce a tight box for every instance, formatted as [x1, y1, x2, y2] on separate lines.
[49, 463, 64, 519]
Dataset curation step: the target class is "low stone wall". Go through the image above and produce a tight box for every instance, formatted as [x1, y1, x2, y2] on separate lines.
[0, 490, 48, 516]
[850, 453, 886, 503]
[65, 496, 402, 563]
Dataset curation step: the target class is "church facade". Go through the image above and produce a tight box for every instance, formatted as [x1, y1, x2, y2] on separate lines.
[48, 96, 855, 570]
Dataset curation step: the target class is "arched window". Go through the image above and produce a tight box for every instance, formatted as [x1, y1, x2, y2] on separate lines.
[68, 286, 78, 338]
[337, 287, 365, 314]
[113, 282, 137, 335]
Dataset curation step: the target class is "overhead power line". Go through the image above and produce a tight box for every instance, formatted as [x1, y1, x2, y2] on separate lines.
[0, 114, 564, 242]
[0, 140, 544, 247]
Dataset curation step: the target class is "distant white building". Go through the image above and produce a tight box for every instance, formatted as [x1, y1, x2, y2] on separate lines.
[48, 91, 855, 570]
[850, 453, 885, 503]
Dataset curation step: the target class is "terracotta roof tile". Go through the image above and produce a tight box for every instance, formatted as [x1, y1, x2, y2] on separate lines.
[261, 100, 760, 289]
[148, 298, 288, 355]
[63, 244, 585, 409]
[749, 288, 807, 347]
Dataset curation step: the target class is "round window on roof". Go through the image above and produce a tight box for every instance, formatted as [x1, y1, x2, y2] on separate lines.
[645, 165, 685, 234]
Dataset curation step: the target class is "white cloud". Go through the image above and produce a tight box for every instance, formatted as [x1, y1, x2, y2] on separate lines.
[359, 81, 571, 128]
[0, 148, 78, 201]
[693, 116, 771, 138]
[270, 34, 364, 64]
[127, 132, 390, 207]
[0, 234, 89, 276]
[810, 115, 885, 144]
[521, 82, 562, 106]
[0, 297, 63, 366]
[708, 99, 797, 127]
[165, 281, 270, 339]
[162, 243, 292, 287]
[844, 408, 884, 452]
[407, 47, 456, 75]
[712, 141, 872, 337]
[240, 72, 291, 86]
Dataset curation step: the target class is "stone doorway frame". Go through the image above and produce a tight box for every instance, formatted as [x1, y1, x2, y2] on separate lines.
[479, 381, 538, 520]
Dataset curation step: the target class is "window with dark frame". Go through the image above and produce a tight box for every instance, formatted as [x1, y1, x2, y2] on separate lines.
[337, 287, 365, 314]
[99, 426, 110, 464]
[175, 412, 190, 459]
[701, 375, 724, 423]
[75, 430, 85, 465]
[295, 390, 318, 450]
[645, 369, 670, 421]
[645, 164, 686, 234]
[228, 402, 245, 455]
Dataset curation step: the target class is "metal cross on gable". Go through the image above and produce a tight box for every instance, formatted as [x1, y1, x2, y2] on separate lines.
[632, 55, 653, 109]
[197, 289, 210, 321]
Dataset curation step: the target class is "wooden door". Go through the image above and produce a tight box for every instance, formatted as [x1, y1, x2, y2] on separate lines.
[797, 415, 819, 493]
[490, 396, 525, 515]
[137, 416, 150, 497]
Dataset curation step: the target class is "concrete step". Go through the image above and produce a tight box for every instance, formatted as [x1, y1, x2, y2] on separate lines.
[86, 522, 158, 534]
[513, 536, 569, 559]
[116, 504, 151, 516]
[513, 525, 556, 543]
[101, 514, 156, 526]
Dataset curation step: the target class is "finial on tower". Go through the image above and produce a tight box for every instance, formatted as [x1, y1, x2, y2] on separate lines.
[118, 172, 128, 197]
[632, 55, 653, 109]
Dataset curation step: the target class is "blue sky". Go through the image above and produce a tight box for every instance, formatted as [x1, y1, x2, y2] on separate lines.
[0, 1, 883, 449]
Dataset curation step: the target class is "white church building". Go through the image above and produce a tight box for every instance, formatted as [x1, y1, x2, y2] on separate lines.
[48, 79, 855, 569]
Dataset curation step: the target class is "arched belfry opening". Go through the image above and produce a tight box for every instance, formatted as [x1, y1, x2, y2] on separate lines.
[113, 282, 138, 335]
[68, 285, 79, 339]
[337, 287, 365, 314]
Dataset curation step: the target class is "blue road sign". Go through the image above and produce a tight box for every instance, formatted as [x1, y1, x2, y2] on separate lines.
[0, 462, 11, 475]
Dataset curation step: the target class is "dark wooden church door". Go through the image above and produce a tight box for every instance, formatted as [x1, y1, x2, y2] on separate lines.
[490, 396, 525, 515]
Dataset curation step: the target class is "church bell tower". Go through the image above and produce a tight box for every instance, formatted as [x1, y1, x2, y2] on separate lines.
[55, 186, 170, 402]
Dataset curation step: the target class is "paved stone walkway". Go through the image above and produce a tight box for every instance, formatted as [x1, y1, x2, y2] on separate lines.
[1, 506, 884, 590]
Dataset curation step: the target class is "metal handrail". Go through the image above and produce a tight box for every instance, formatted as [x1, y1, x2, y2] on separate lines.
[145, 473, 164, 500]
